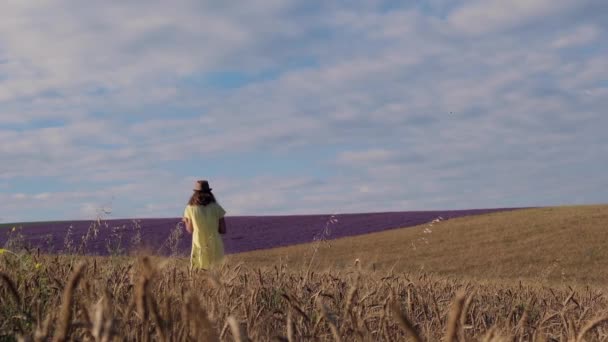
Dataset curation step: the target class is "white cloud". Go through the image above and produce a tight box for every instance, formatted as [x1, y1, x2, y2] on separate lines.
[0, 1, 606, 222]
[79, 203, 101, 219]
[12, 193, 27, 200]
[33, 193, 51, 200]
[337, 149, 397, 165]
[552, 25, 600, 48]
[0, 0, 295, 106]
[448, 0, 578, 35]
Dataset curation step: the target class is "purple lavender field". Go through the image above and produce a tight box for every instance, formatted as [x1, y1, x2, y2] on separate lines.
[0, 208, 521, 256]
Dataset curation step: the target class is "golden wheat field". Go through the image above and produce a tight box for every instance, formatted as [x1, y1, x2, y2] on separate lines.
[1, 205, 608, 341]
[233, 205, 608, 286]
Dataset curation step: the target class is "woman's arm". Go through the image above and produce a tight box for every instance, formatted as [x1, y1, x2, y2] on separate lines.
[218, 217, 226, 235]
[182, 217, 193, 234]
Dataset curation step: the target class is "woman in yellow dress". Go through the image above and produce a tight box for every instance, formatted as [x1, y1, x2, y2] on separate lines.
[182, 180, 227, 269]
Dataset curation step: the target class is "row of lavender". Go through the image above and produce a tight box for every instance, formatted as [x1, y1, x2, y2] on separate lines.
[0, 208, 519, 256]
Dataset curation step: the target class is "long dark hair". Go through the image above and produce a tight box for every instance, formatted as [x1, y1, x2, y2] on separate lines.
[188, 190, 217, 206]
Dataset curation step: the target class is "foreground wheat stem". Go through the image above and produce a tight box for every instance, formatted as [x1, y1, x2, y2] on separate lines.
[444, 291, 466, 342]
[227, 316, 247, 342]
[391, 302, 423, 342]
[576, 316, 608, 342]
[53, 262, 86, 342]
[0, 272, 21, 306]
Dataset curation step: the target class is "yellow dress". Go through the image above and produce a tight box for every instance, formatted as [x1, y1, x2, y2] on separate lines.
[183, 202, 226, 269]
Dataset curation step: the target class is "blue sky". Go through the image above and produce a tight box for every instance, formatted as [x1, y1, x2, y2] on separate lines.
[1, 0, 607, 222]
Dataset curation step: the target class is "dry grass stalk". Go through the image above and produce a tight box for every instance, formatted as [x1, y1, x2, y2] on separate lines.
[147, 295, 166, 342]
[227, 315, 247, 342]
[576, 316, 608, 342]
[135, 256, 155, 321]
[444, 290, 466, 342]
[459, 291, 474, 341]
[0, 272, 21, 306]
[343, 275, 359, 317]
[286, 309, 295, 342]
[390, 302, 422, 342]
[53, 262, 86, 342]
[317, 297, 342, 342]
[480, 326, 508, 342]
[34, 313, 52, 342]
[91, 295, 108, 341]
[184, 293, 219, 341]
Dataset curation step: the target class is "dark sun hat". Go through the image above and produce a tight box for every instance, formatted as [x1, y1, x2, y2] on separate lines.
[193, 180, 212, 192]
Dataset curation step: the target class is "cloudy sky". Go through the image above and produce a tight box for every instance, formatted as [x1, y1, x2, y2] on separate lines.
[1, 0, 607, 223]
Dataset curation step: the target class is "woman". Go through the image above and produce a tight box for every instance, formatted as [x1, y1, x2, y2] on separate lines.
[182, 180, 227, 269]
